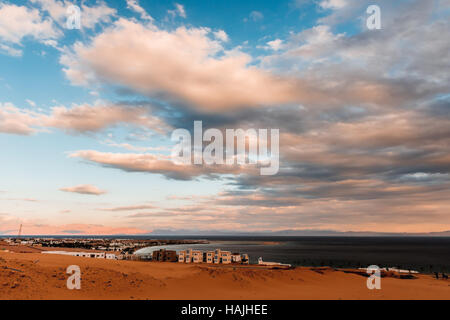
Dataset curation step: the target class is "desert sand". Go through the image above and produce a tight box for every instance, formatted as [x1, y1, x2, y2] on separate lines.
[0, 251, 449, 300]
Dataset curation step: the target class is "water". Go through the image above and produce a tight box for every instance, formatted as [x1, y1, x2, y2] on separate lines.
[135, 236, 450, 273]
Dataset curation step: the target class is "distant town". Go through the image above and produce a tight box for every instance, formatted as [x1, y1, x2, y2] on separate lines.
[0, 237, 267, 266]
[0, 237, 207, 260]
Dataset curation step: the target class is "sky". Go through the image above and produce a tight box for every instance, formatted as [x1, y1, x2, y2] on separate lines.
[0, 0, 449, 235]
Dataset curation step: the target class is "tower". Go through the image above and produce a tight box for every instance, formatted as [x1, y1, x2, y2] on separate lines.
[17, 223, 22, 240]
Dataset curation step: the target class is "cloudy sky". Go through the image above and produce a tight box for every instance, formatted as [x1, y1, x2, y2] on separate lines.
[0, 0, 449, 235]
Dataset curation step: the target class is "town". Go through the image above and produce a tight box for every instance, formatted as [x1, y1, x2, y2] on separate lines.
[1, 237, 208, 260]
[155, 248, 250, 264]
[0, 237, 253, 265]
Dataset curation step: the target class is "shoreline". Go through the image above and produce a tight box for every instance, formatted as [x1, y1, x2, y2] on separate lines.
[0, 243, 436, 275]
[1, 251, 449, 300]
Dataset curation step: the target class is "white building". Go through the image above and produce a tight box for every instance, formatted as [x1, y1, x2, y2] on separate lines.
[42, 251, 107, 259]
[258, 257, 291, 267]
[231, 253, 241, 263]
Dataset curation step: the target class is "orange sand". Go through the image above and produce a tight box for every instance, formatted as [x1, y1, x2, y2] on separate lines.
[0, 251, 449, 300]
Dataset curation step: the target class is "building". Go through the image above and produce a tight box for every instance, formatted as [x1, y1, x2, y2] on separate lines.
[177, 248, 249, 265]
[258, 257, 291, 268]
[152, 249, 178, 262]
[137, 254, 152, 261]
[185, 249, 192, 263]
[192, 250, 203, 263]
[42, 251, 105, 259]
[205, 251, 214, 263]
[221, 251, 232, 264]
[178, 250, 186, 263]
[214, 249, 221, 264]
[231, 253, 241, 263]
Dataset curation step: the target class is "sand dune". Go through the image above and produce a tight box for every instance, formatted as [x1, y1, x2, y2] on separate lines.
[0, 252, 449, 300]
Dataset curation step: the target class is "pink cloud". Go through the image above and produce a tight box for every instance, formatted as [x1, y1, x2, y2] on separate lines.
[0, 222, 147, 235]
[43, 103, 168, 134]
[0, 102, 169, 135]
[69, 150, 255, 180]
[60, 184, 107, 196]
[61, 19, 299, 111]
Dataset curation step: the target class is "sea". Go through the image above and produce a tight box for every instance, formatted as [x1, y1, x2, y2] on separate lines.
[133, 236, 450, 273]
[3, 235, 449, 273]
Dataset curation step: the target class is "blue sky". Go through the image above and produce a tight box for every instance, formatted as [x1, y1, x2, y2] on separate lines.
[0, 0, 449, 235]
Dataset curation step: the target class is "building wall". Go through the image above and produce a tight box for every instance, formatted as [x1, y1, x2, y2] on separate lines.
[231, 254, 241, 262]
[206, 251, 214, 263]
[185, 249, 192, 263]
[152, 249, 178, 262]
[214, 249, 221, 264]
[175, 248, 249, 265]
[192, 250, 203, 263]
[178, 250, 186, 263]
[221, 251, 232, 264]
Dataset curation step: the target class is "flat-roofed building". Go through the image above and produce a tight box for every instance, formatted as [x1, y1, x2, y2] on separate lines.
[221, 251, 232, 264]
[185, 249, 192, 263]
[152, 249, 178, 262]
[192, 250, 203, 263]
[178, 250, 186, 263]
[176, 248, 249, 264]
[231, 253, 241, 263]
[214, 249, 221, 264]
[105, 253, 118, 260]
[42, 251, 105, 259]
[205, 251, 214, 263]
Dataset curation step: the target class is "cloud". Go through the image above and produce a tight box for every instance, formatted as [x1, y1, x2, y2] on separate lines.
[119, 190, 450, 233]
[26, 99, 36, 107]
[0, 220, 147, 235]
[69, 150, 251, 180]
[98, 204, 155, 211]
[59, 13, 443, 113]
[0, 102, 41, 135]
[101, 139, 169, 153]
[167, 3, 186, 19]
[249, 11, 264, 22]
[44, 103, 169, 134]
[0, 3, 60, 56]
[261, 2, 449, 109]
[60, 19, 301, 111]
[175, 3, 186, 18]
[0, 101, 169, 135]
[319, 0, 348, 10]
[213, 30, 229, 42]
[2, 0, 450, 233]
[59, 184, 107, 195]
[5, 198, 39, 202]
[126, 0, 153, 21]
[30, 0, 116, 29]
[0, 44, 23, 57]
[266, 39, 284, 51]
